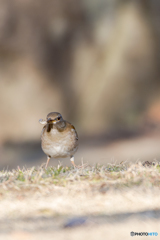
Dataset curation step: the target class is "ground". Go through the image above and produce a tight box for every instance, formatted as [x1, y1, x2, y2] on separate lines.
[0, 162, 160, 240]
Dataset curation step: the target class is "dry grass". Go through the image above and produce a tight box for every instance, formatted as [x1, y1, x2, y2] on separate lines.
[1, 161, 160, 192]
[0, 161, 160, 239]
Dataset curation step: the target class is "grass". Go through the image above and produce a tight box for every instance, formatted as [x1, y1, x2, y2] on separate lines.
[0, 161, 160, 239]
[0, 161, 160, 190]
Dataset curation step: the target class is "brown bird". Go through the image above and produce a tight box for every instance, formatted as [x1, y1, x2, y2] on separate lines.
[39, 112, 78, 168]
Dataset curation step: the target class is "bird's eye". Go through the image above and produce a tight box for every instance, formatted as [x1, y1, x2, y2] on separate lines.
[57, 117, 61, 121]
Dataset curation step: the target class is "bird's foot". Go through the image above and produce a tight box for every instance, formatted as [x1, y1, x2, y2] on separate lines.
[76, 163, 89, 169]
[71, 161, 88, 169]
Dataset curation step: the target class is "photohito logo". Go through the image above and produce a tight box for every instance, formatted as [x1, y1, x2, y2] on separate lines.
[130, 232, 158, 237]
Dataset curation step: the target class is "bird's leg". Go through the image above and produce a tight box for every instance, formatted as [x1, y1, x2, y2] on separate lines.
[70, 156, 88, 168]
[45, 155, 51, 169]
[70, 156, 77, 168]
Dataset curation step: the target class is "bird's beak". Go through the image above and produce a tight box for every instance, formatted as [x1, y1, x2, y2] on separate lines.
[39, 119, 47, 125]
[47, 118, 56, 124]
[47, 118, 52, 123]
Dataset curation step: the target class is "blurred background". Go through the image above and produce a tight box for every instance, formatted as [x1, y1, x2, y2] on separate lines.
[0, 0, 160, 169]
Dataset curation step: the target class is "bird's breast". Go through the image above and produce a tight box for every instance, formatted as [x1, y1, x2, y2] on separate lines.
[41, 126, 78, 158]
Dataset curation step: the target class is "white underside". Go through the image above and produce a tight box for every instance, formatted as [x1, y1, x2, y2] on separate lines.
[43, 144, 74, 158]
[41, 128, 78, 159]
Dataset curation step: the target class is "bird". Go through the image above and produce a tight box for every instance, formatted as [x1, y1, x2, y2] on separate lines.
[39, 112, 79, 168]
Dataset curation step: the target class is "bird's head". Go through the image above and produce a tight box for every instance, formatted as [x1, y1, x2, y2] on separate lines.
[39, 112, 63, 125]
[46, 112, 63, 124]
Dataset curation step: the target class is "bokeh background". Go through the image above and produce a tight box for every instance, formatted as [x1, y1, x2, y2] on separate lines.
[0, 0, 160, 169]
